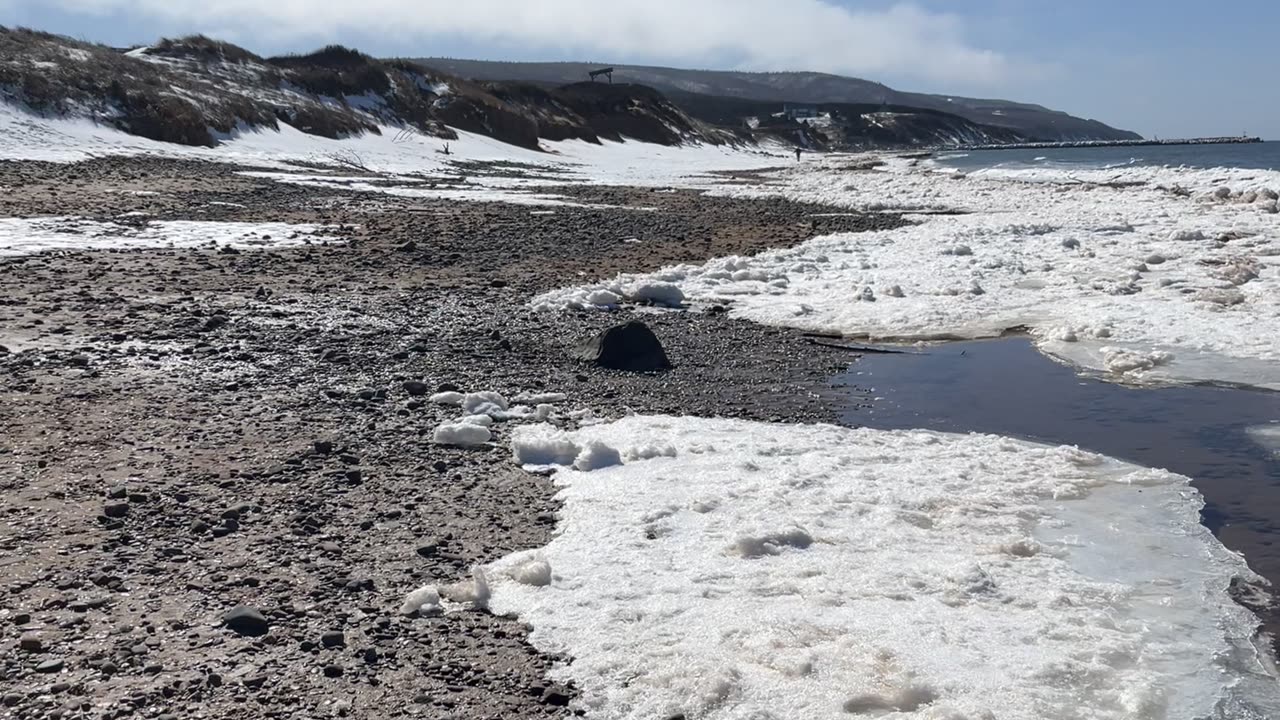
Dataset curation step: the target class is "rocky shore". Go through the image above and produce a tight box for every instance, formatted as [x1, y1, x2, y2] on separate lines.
[0, 157, 902, 719]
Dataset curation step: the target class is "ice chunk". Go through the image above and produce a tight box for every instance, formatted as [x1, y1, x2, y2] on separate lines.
[573, 440, 622, 471]
[510, 558, 553, 587]
[1168, 228, 1205, 242]
[440, 567, 491, 606]
[1102, 347, 1174, 374]
[430, 391, 464, 406]
[585, 289, 622, 306]
[432, 422, 492, 446]
[399, 585, 441, 616]
[512, 424, 581, 466]
[461, 391, 508, 417]
[627, 281, 685, 307]
[624, 444, 678, 461]
[512, 392, 568, 404]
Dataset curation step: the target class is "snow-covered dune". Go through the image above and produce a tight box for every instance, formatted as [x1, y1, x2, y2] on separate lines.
[487, 416, 1280, 720]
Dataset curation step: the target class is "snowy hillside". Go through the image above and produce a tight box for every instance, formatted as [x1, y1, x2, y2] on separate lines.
[0, 29, 733, 152]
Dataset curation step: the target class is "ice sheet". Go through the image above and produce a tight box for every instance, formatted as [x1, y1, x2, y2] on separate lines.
[489, 416, 1280, 720]
[534, 156, 1280, 389]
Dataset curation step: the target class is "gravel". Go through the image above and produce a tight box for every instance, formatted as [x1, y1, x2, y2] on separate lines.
[0, 155, 887, 719]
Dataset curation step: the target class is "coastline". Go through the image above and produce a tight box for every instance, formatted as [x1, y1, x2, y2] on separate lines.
[1, 134, 1278, 717]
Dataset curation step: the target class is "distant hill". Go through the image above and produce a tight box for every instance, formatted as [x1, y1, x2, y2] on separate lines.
[0, 28, 1049, 153]
[416, 59, 1142, 143]
[0, 29, 735, 150]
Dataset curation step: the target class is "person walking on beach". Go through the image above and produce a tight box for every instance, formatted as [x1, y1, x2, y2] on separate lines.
[795, 147, 802, 162]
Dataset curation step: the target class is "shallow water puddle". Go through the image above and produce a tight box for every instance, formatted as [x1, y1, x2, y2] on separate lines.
[838, 337, 1280, 591]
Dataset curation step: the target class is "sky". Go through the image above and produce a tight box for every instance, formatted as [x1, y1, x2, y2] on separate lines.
[1, 0, 1275, 139]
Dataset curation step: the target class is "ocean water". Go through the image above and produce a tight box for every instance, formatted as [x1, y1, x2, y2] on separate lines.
[934, 140, 1280, 173]
[839, 338, 1280, 597]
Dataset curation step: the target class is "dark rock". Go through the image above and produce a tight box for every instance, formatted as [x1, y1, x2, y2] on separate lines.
[540, 686, 572, 706]
[102, 502, 129, 519]
[321, 349, 350, 364]
[18, 632, 42, 652]
[402, 380, 429, 397]
[68, 354, 90, 367]
[35, 658, 64, 674]
[436, 382, 458, 393]
[320, 631, 345, 648]
[314, 439, 334, 455]
[323, 664, 344, 678]
[222, 606, 269, 637]
[575, 320, 671, 371]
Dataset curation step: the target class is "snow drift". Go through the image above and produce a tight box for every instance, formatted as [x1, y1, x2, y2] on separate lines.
[488, 416, 1280, 720]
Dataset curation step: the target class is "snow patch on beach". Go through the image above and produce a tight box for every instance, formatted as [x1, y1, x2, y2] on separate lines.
[535, 157, 1280, 390]
[431, 390, 573, 447]
[488, 415, 1280, 720]
[0, 217, 336, 255]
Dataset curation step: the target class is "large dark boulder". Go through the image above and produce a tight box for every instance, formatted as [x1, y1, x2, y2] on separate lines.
[222, 606, 270, 637]
[576, 320, 671, 371]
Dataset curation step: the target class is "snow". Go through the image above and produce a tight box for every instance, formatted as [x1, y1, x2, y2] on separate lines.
[431, 422, 492, 447]
[534, 155, 1280, 390]
[571, 440, 622, 471]
[398, 585, 441, 616]
[509, 557, 553, 587]
[512, 392, 568, 404]
[0, 217, 336, 255]
[439, 567, 491, 606]
[429, 391, 464, 406]
[0, 101, 786, 204]
[511, 424, 587, 466]
[461, 391, 509, 417]
[489, 415, 1280, 720]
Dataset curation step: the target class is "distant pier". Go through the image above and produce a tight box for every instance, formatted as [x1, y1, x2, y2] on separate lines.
[956, 136, 1263, 151]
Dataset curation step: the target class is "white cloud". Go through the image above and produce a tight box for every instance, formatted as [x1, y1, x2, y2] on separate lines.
[45, 0, 1011, 86]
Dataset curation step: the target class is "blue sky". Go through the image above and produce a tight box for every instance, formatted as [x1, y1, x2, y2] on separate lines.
[2, 0, 1275, 139]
